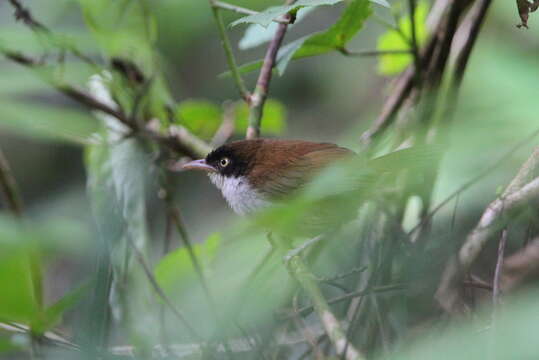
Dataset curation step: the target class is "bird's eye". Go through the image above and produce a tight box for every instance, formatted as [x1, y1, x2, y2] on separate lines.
[220, 157, 230, 167]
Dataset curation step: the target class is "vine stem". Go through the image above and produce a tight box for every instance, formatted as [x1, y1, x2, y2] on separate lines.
[209, 0, 250, 101]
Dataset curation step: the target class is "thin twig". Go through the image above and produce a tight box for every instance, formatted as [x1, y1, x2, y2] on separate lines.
[407, 0, 422, 86]
[291, 284, 406, 318]
[492, 229, 507, 306]
[0, 148, 23, 217]
[127, 238, 202, 341]
[409, 137, 539, 237]
[7, 0, 96, 65]
[451, 0, 492, 89]
[292, 295, 325, 360]
[209, 1, 250, 101]
[8, 0, 47, 31]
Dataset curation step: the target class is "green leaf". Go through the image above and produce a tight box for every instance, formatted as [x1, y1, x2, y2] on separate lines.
[230, 0, 344, 28]
[277, 0, 372, 75]
[77, 0, 157, 71]
[154, 233, 221, 294]
[176, 100, 222, 140]
[377, 1, 428, 75]
[0, 101, 97, 144]
[234, 99, 286, 134]
[224, 0, 372, 76]
[0, 219, 40, 325]
[32, 284, 88, 334]
[382, 290, 539, 360]
[0, 335, 21, 354]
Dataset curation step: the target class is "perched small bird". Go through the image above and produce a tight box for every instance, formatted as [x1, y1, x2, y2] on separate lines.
[182, 138, 434, 237]
[182, 139, 353, 216]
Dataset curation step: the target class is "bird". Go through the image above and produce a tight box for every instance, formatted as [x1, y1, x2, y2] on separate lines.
[181, 139, 354, 215]
[181, 138, 434, 236]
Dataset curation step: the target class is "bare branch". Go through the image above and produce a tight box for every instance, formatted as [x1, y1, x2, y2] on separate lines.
[501, 237, 539, 291]
[246, 5, 294, 139]
[493, 229, 507, 306]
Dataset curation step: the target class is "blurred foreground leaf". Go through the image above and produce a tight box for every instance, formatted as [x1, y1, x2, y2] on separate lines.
[176, 100, 222, 140]
[155, 233, 221, 295]
[227, 0, 372, 76]
[377, 1, 428, 75]
[0, 101, 97, 144]
[384, 290, 539, 360]
[235, 99, 286, 134]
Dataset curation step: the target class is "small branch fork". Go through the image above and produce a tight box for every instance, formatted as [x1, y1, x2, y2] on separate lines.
[208, 0, 296, 139]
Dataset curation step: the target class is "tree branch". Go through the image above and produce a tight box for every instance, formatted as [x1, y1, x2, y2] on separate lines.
[246, 0, 296, 139]
[436, 149, 539, 312]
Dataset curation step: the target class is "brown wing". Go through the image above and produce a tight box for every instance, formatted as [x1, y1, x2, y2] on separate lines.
[248, 140, 353, 200]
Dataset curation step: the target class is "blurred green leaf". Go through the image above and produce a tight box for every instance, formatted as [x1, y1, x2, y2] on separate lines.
[377, 1, 428, 75]
[33, 284, 88, 334]
[176, 100, 222, 140]
[383, 290, 539, 360]
[230, 0, 344, 27]
[235, 99, 286, 134]
[0, 220, 39, 325]
[77, 0, 157, 70]
[0, 100, 97, 144]
[0, 335, 20, 354]
[155, 233, 221, 294]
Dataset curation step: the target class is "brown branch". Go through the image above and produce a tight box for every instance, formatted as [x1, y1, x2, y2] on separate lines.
[501, 237, 539, 291]
[246, 0, 296, 139]
[451, 0, 492, 89]
[0, 148, 23, 217]
[8, 0, 48, 31]
[492, 229, 507, 305]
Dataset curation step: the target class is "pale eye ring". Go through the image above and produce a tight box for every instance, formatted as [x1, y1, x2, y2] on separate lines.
[220, 157, 230, 167]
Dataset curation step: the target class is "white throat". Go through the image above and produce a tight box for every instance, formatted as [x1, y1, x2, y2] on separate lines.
[208, 174, 270, 215]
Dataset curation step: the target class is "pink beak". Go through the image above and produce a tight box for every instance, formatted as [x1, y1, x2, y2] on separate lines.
[182, 159, 218, 173]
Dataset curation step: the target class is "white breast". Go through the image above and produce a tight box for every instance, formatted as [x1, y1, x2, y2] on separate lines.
[208, 174, 270, 215]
